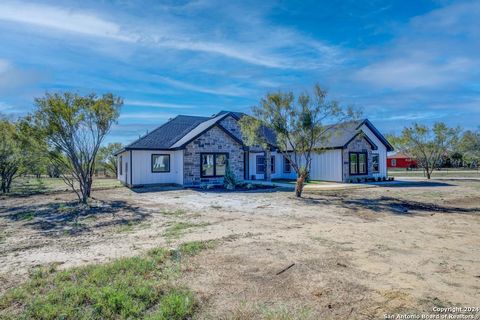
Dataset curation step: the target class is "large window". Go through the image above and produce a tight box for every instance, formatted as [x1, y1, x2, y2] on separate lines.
[256, 155, 275, 174]
[201, 153, 228, 177]
[119, 156, 123, 175]
[349, 152, 367, 175]
[151, 154, 170, 172]
[372, 154, 379, 173]
[283, 156, 291, 173]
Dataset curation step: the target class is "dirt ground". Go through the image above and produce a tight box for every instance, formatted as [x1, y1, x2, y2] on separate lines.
[1, 179, 479, 319]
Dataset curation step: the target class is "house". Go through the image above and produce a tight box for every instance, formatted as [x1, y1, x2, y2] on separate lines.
[387, 153, 418, 169]
[114, 111, 393, 187]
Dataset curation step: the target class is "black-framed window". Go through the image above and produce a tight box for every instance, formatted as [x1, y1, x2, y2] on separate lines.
[349, 152, 367, 175]
[283, 156, 291, 173]
[256, 155, 275, 174]
[372, 154, 379, 173]
[152, 154, 170, 172]
[119, 156, 123, 175]
[201, 153, 228, 177]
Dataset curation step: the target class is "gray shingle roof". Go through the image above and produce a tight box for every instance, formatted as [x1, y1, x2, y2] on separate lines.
[118, 111, 393, 153]
[125, 115, 210, 150]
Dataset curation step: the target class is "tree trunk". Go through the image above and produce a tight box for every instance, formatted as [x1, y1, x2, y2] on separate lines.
[295, 170, 308, 197]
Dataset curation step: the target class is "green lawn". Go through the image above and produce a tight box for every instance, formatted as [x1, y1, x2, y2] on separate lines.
[388, 169, 480, 178]
[0, 241, 214, 320]
[6, 177, 123, 196]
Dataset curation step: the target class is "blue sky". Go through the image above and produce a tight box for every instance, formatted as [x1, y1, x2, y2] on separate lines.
[0, 0, 479, 144]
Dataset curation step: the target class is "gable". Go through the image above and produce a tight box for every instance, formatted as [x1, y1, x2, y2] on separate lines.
[184, 124, 244, 149]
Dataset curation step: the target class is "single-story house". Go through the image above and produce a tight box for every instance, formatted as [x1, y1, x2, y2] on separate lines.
[114, 111, 393, 187]
[387, 153, 418, 169]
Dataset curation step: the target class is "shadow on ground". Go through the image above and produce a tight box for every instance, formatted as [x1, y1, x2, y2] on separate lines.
[131, 184, 285, 194]
[0, 199, 151, 236]
[301, 194, 479, 216]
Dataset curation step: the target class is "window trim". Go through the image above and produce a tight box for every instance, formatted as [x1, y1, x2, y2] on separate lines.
[283, 156, 291, 173]
[372, 153, 380, 173]
[200, 152, 229, 178]
[349, 151, 368, 176]
[151, 154, 171, 173]
[256, 155, 265, 174]
[256, 155, 275, 174]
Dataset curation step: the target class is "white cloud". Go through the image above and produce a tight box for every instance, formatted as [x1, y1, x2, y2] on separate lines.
[119, 112, 176, 120]
[153, 76, 254, 97]
[354, 57, 475, 89]
[125, 100, 195, 109]
[0, 1, 341, 69]
[351, 1, 480, 90]
[0, 59, 10, 73]
[0, 1, 134, 42]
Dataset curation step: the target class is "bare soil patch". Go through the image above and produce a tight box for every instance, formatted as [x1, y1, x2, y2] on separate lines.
[1, 179, 479, 318]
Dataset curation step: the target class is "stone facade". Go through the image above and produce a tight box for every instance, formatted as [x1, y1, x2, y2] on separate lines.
[342, 134, 373, 182]
[183, 125, 245, 186]
[219, 116, 243, 140]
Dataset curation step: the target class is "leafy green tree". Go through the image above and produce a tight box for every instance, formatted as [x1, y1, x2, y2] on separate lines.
[456, 129, 480, 168]
[240, 84, 357, 197]
[34, 93, 122, 203]
[0, 119, 21, 193]
[0, 116, 43, 193]
[395, 123, 460, 179]
[96, 142, 123, 177]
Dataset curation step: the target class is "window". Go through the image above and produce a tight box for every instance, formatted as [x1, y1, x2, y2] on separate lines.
[283, 156, 291, 173]
[119, 156, 123, 175]
[256, 155, 275, 174]
[152, 154, 170, 172]
[349, 152, 367, 175]
[201, 153, 228, 177]
[256, 155, 265, 174]
[391, 159, 396, 167]
[372, 154, 379, 173]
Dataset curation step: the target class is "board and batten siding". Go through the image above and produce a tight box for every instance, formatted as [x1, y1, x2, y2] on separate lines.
[117, 151, 130, 185]
[309, 149, 343, 182]
[130, 150, 183, 186]
[248, 151, 296, 180]
[359, 124, 388, 178]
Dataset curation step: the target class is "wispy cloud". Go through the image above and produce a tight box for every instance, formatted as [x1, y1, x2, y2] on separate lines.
[351, 1, 480, 90]
[0, 1, 133, 42]
[119, 112, 176, 120]
[125, 100, 195, 109]
[0, 1, 341, 70]
[153, 76, 254, 97]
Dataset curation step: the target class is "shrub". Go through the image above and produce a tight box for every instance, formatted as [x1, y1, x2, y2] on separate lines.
[223, 162, 237, 190]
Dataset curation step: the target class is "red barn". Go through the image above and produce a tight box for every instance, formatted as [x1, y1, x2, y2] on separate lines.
[387, 153, 418, 169]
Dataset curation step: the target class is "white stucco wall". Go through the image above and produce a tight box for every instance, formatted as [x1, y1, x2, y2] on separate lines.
[359, 124, 388, 178]
[130, 150, 183, 186]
